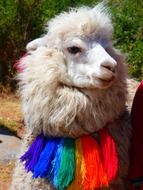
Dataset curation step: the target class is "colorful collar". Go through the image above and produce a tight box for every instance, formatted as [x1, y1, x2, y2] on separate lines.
[20, 127, 118, 190]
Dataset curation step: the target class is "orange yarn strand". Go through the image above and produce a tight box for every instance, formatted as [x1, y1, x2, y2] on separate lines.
[81, 135, 108, 190]
[67, 139, 85, 190]
[99, 128, 119, 182]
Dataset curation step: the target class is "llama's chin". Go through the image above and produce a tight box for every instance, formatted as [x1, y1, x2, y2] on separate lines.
[80, 75, 116, 89]
[63, 77, 115, 90]
[93, 77, 116, 89]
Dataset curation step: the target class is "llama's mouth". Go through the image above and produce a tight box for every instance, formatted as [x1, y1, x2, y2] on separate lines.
[96, 76, 115, 88]
[99, 76, 115, 83]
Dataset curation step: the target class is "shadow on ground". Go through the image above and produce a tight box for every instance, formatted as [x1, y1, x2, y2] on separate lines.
[0, 125, 21, 139]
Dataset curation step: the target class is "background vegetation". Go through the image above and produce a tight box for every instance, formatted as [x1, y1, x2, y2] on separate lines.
[0, 0, 143, 90]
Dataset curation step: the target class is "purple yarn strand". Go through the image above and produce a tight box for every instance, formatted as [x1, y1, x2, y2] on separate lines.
[20, 134, 46, 172]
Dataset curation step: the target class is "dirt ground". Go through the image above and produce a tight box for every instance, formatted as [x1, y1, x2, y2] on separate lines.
[0, 162, 15, 190]
[0, 93, 23, 190]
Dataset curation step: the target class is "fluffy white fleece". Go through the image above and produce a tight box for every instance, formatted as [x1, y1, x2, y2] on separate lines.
[10, 3, 133, 190]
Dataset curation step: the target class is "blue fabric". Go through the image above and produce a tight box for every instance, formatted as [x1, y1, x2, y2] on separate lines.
[131, 177, 143, 186]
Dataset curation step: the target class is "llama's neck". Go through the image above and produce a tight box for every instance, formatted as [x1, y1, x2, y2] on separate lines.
[78, 83, 127, 133]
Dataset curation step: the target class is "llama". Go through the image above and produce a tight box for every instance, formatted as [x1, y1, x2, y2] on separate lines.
[11, 3, 133, 190]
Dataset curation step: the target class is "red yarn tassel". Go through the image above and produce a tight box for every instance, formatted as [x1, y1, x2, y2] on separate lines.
[99, 127, 119, 182]
[81, 135, 108, 190]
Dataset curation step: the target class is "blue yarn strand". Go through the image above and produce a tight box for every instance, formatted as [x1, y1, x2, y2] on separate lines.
[33, 138, 60, 178]
[51, 138, 64, 186]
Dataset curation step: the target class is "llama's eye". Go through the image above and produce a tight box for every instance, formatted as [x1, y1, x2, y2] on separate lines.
[67, 46, 81, 54]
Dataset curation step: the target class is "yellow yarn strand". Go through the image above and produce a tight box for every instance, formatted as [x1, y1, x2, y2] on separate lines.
[68, 139, 85, 190]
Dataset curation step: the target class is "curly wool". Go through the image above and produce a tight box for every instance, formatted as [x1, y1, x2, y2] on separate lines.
[10, 3, 134, 190]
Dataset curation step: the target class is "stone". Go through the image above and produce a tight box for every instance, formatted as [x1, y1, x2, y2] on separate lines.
[0, 127, 22, 164]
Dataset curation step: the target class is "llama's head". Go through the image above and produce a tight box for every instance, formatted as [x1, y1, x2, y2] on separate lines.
[27, 3, 126, 90]
[19, 4, 127, 137]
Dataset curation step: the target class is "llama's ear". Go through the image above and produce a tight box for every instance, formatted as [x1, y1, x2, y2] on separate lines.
[26, 36, 48, 51]
[91, 2, 111, 19]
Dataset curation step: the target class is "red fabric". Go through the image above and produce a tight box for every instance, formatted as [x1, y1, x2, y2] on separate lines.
[128, 80, 143, 180]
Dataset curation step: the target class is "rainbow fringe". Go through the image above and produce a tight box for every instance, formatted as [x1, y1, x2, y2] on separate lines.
[20, 128, 118, 190]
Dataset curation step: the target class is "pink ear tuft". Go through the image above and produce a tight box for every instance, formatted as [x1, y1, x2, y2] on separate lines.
[13, 53, 28, 72]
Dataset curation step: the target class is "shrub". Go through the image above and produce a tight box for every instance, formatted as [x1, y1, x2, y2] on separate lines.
[0, 0, 142, 88]
[108, 0, 143, 80]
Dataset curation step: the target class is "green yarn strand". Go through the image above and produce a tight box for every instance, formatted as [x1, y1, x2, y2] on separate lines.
[56, 138, 75, 190]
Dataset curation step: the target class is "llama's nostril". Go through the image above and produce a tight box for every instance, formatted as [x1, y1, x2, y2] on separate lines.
[101, 61, 116, 73]
[104, 65, 113, 71]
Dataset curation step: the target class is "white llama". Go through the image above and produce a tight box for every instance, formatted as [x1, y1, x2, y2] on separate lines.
[10, 3, 133, 190]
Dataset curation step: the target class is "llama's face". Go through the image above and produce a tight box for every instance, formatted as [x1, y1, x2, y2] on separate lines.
[62, 35, 117, 89]
[26, 4, 124, 90]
